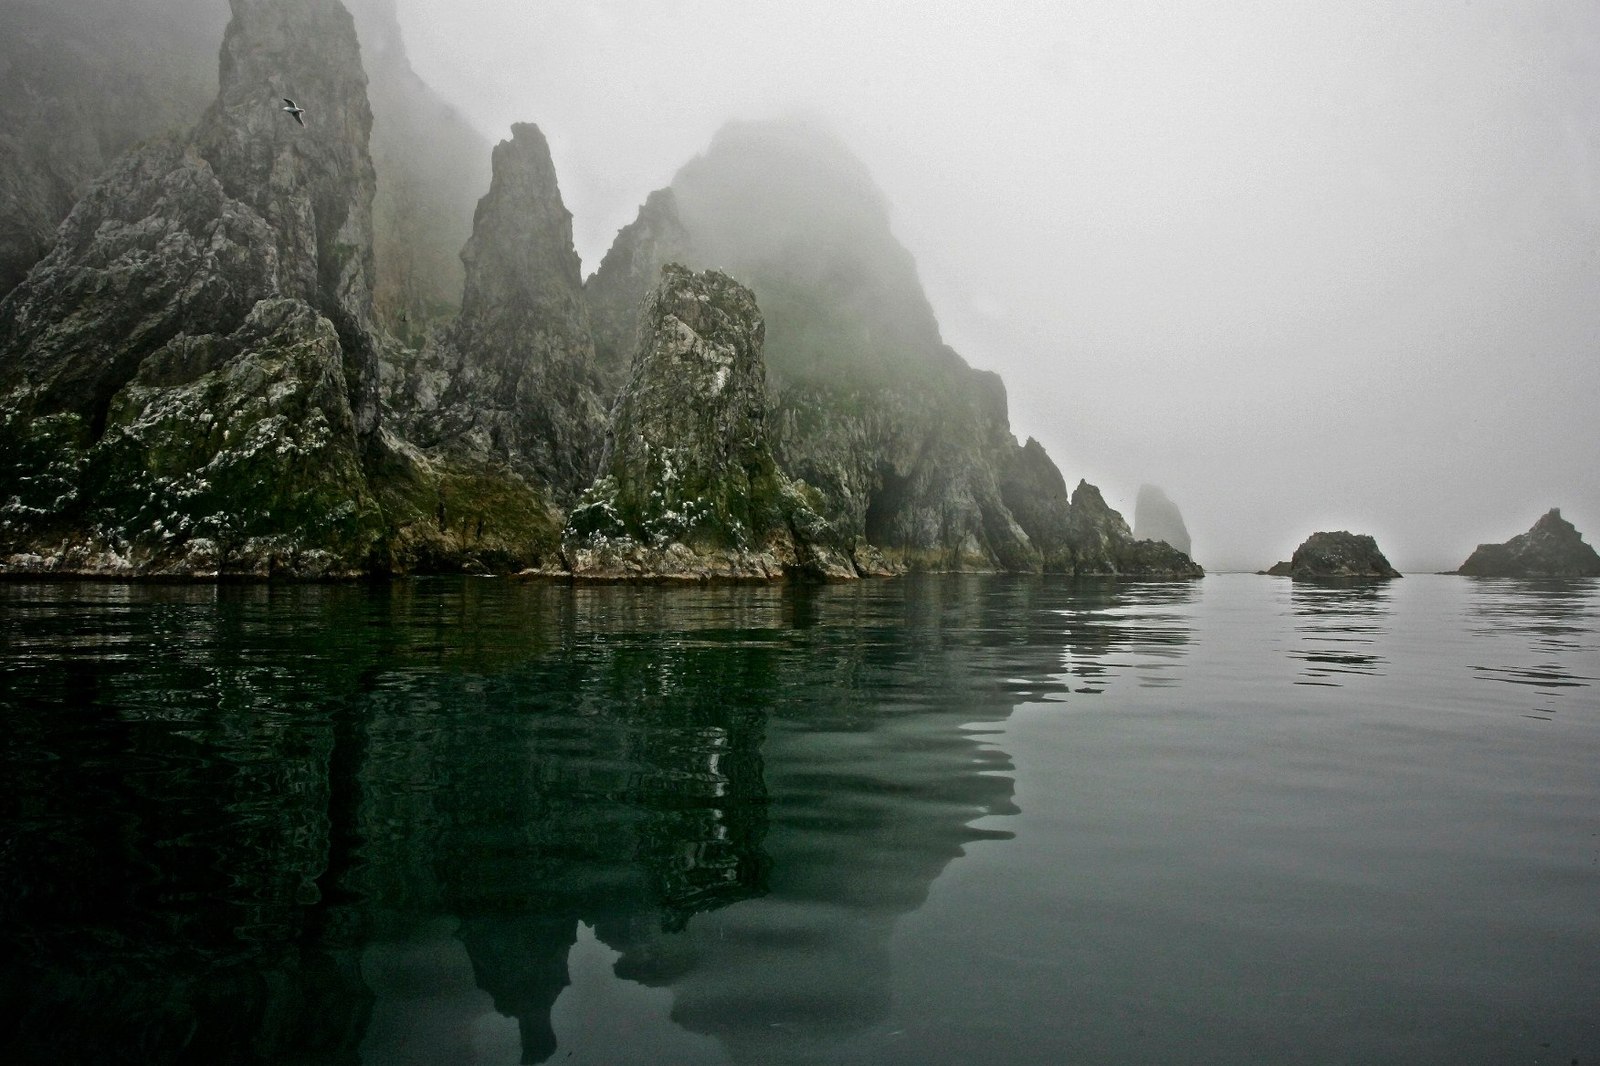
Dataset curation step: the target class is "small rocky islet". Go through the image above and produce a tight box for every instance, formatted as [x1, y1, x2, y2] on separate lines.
[1266, 531, 1402, 579]
[0, 0, 1201, 582]
[1457, 509, 1600, 578]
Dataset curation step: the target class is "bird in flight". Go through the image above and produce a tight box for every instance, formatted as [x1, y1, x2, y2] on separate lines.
[281, 98, 305, 126]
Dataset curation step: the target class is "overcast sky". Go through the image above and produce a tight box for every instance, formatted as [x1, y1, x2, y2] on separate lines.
[394, 0, 1598, 571]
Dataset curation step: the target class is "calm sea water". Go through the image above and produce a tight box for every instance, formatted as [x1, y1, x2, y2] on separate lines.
[1, 574, 1596, 1065]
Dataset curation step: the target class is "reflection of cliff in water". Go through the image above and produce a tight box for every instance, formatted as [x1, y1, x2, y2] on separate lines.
[1, 577, 1076, 1063]
[1285, 579, 1394, 686]
[1030, 579, 1197, 695]
[0, 575, 1202, 1063]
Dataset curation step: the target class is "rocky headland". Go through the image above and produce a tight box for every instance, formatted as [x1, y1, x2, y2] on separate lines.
[1457, 509, 1600, 578]
[0, 0, 1202, 583]
[1266, 531, 1401, 579]
[585, 121, 1201, 578]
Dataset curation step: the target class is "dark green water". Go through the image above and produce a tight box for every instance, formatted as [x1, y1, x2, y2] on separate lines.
[1, 574, 1596, 1064]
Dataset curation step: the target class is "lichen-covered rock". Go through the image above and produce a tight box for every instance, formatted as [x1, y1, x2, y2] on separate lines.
[1267, 531, 1401, 579]
[390, 122, 606, 501]
[563, 265, 854, 581]
[1134, 484, 1192, 558]
[367, 434, 565, 574]
[1457, 509, 1600, 577]
[2, 299, 381, 576]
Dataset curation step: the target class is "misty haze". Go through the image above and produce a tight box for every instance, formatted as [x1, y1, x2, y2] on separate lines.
[1, 1, 1597, 1063]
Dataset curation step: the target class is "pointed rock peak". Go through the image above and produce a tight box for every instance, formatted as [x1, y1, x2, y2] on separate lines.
[1535, 507, 1570, 529]
[498, 122, 559, 174]
[200, 0, 375, 195]
[585, 187, 697, 378]
[457, 120, 584, 329]
[1011, 438, 1068, 495]
[1071, 479, 1109, 510]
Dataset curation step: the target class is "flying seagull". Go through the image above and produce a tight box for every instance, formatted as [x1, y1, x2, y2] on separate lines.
[281, 98, 305, 126]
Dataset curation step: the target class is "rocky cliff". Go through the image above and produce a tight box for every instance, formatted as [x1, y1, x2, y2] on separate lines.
[1134, 484, 1192, 558]
[587, 120, 1201, 577]
[1457, 509, 1600, 577]
[0, 13, 1204, 582]
[1267, 531, 1401, 579]
[565, 265, 853, 580]
[0, 0, 387, 575]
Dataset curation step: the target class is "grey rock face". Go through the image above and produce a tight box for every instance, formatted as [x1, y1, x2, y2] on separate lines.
[0, 140, 281, 429]
[0, 0, 390, 575]
[1134, 484, 1192, 557]
[195, 0, 382, 436]
[393, 123, 606, 501]
[564, 265, 853, 580]
[1267, 531, 1401, 578]
[0, 0, 485, 348]
[1457, 508, 1600, 577]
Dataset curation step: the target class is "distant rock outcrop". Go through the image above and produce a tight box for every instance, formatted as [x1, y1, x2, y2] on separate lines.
[564, 265, 853, 580]
[1267, 532, 1401, 579]
[1134, 484, 1192, 558]
[1457, 509, 1600, 577]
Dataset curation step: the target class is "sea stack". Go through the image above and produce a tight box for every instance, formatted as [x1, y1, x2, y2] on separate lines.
[1133, 484, 1192, 557]
[1457, 509, 1600, 577]
[562, 264, 853, 581]
[1267, 531, 1401, 578]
